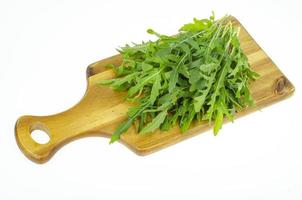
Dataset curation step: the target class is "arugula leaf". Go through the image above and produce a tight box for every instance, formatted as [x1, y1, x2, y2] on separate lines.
[214, 106, 223, 136]
[150, 74, 161, 105]
[128, 69, 161, 97]
[168, 54, 188, 93]
[140, 109, 168, 134]
[110, 103, 149, 143]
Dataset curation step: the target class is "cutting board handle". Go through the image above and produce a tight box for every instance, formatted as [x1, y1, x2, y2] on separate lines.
[15, 95, 127, 163]
[15, 108, 93, 164]
[15, 115, 57, 163]
[14, 67, 129, 163]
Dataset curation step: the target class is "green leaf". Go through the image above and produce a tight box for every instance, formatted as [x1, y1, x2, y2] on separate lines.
[142, 62, 153, 71]
[180, 105, 195, 132]
[150, 74, 161, 104]
[128, 69, 161, 97]
[160, 116, 172, 131]
[188, 68, 201, 85]
[168, 69, 179, 93]
[99, 73, 137, 88]
[186, 38, 200, 50]
[98, 79, 114, 85]
[180, 18, 210, 32]
[140, 110, 168, 134]
[110, 119, 133, 144]
[169, 54, 188, 92]
[178, 64, 190, 78]
[214, 107, 223, 136]
[110, 103, 149, 143]
[193, 70, 217, 112]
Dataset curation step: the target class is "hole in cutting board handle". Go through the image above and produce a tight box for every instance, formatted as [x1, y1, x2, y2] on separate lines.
[31, 130, 50, 144]
[29, 122, 51, 144]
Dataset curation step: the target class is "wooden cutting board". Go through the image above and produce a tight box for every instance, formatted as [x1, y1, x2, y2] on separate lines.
[15, 17, 295, 163]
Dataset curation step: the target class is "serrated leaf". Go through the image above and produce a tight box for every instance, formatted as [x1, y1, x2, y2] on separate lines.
[110, 103, 149, 143]
[169, 54, 188, 92]
[140, 110, 168, 134]
[168, 69, 179, 93]
[128, 69, 160, 97]
[150, 74, 161, 104]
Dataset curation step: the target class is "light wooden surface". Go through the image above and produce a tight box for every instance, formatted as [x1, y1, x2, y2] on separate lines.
[15, 17, 295, 163]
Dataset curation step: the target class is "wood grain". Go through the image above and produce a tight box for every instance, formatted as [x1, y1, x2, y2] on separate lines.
[15, 17, 295, 163]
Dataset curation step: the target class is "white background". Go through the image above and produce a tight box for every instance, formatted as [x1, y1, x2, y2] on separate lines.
[0, 0, 301, 199]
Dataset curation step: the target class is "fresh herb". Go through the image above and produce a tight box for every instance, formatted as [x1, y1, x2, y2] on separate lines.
[99, 13, 259, 143]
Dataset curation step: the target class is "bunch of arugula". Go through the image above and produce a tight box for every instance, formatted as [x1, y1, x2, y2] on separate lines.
[99, 13, 259, 143]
